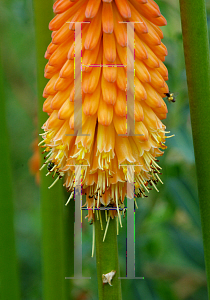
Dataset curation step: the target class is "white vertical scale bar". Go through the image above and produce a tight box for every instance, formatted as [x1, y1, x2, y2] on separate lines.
[119, 21, 143, 137]
[74, 165, 82, 277]
[65, 22, 90, 280]
[127, 22, 135, 137]
[74, 23, 82, 135]
[119, 21, 144, 280]
[119, 166, 144, 280]
[126, 24, 135, 275]
[65, 165, 91, 279]
[66, 22, 89, 137]
[126, 165, 135, 278]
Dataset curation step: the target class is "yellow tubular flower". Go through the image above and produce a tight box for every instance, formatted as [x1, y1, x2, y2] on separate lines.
[40, 0, 172, 222]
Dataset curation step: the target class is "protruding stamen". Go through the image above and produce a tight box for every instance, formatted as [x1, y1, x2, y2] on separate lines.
[115, 186, 122, 228]
[99, 210, 103, 230]
[91, 222, 95, 258]
[48, 176, 60, 189]
[39, 131, 50, 136]
[39, 163, 47, 171]
[96, 210, 99, 220]
[165, 134, 175, 138]
[38, 140, 45, 146]
[97, 190, 100, 208]
[151, 180, 159, 192]
[135, 199, 138, 209]
[103, 216, 110, 242]
[65, 191, 74, 206]
[155, 173, 163, 184]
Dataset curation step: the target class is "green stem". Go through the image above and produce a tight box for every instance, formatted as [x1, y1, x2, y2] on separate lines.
[0, 54, 20, 300]
[63, 192, 75, 300]
[95, 212, 122, 300]
[40, 183, 67, 300]
[179, 0, 210, 295]
[33, 1, 67, 299]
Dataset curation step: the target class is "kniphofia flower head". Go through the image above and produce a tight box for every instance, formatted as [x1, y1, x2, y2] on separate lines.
[40, 0, 172, 223]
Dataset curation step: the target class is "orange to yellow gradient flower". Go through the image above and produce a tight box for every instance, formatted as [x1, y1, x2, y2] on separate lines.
[39, 0, 172, 222]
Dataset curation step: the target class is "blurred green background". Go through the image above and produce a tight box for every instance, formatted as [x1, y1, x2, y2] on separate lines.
[0, 0, 210, 299]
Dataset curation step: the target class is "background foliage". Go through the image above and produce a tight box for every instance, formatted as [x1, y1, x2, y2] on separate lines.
[0, 0, 210, 299]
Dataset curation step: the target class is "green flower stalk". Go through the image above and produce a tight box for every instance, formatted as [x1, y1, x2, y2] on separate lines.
[179, 0, 210, 296]
[33, 1, 68, 299]
[0, 54, 20, 300]
[95, 211, 122, 300]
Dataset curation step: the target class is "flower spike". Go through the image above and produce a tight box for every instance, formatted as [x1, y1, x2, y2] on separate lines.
[39, 0, 173, 225]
